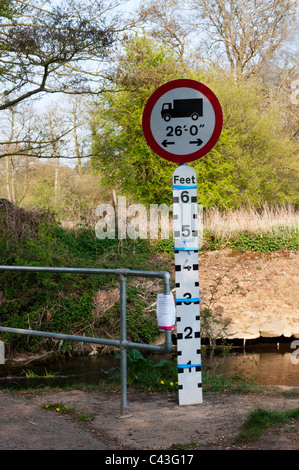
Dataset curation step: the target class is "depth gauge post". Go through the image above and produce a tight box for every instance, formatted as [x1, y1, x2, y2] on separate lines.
[143, 79, 223, 405]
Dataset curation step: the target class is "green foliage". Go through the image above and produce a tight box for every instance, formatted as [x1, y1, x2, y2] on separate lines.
[0, 0, 18, 20]
[192, 74, 299, 209]
[152, 226, 298, 253]
[106, 349, 262, 394]
[51, 226, 119, 262]
[108, 349, 178, 392]
[229, 226, 299, 252]
[202, 369, 261, 394]
[91, 35, 186, 206]
[0, 206, 168, 353]
[91, 43, 298, 209]
[0, 199, 297, 354]
[151, 238, 174, 254]
[100, 283, 160, 344]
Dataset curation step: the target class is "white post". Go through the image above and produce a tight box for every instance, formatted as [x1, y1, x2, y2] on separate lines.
[173, 164, 202, 405]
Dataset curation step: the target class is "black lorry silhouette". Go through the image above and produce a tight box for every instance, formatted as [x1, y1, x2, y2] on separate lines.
[161, 98, 203, 121]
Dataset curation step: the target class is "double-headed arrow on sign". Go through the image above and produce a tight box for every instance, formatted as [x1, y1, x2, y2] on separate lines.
[162, 138, 203, 148]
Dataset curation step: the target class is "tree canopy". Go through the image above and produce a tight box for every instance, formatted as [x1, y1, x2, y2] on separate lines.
[0, 0, 122, 110]
[0, 0, 298, 211]
[138, 0, 298, 80]
[90, 35, 298, 208]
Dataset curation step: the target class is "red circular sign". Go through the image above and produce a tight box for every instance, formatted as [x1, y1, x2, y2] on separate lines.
[142, 79, 223, 163]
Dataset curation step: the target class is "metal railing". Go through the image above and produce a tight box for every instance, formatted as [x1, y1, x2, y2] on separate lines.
[0, 265, 173, 418]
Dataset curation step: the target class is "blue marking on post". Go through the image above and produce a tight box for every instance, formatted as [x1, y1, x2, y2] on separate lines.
[175, 298, 200, 303]
[174, 247, 198, 251]
[172, 185, 197, 189]
[177, 364, 202, 369]
[184, 240, 191, 255]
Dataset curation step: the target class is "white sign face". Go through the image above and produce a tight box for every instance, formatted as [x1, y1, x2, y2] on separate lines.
[150, 87, 215, 156]
[143, 79, 223, 163]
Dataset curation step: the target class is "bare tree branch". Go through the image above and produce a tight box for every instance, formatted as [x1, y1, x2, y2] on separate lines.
[0, 0, 126, 110]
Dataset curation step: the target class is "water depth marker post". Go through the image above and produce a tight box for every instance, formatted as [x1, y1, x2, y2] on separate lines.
[172, 164, 202, 404]
[143, 79, 223, 405]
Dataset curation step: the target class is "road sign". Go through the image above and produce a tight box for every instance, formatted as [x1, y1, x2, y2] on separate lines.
[172, 164, 202, 405]
[142, 79, 223, 163]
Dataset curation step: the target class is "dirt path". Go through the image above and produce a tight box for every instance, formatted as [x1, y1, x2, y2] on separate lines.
[0, 387, 298, 450]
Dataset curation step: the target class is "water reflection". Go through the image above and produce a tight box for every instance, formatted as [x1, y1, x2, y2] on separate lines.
[0, 355, 120, 389]
[0, 343, 298, 389]
[207, 343, 299, 386]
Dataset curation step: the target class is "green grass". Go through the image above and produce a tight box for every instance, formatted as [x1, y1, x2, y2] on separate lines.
[202, 370, 264, 394]
[171, 442, 197, 450]
[237, 407, 299, 442]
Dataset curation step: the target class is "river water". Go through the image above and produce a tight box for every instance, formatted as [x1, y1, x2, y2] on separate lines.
[206, 342, 299, 387]
[0, 342, 298, 389]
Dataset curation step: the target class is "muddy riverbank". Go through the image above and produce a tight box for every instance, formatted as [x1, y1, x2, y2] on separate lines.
[196, 250, 299, 341]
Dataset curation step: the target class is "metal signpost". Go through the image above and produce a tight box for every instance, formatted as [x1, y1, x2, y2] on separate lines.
[143, 79, 223, 405]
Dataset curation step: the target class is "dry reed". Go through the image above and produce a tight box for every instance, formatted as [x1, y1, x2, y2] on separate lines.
[203, 204, 298, 238]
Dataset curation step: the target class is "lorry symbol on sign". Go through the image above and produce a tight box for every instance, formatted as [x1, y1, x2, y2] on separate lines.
[161, 98, 203, 122]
